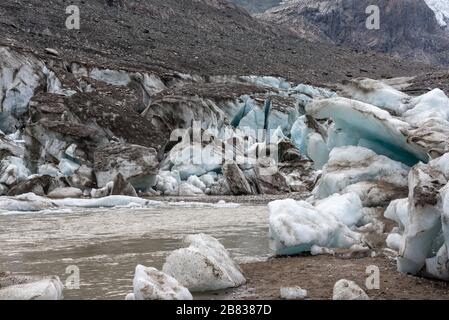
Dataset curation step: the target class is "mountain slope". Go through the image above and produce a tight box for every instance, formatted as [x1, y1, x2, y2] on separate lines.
[0, 0, 432, 86]
[424, 0, 449, 27]
[258, 0, 449, 66]
[228, 0, 282, 13]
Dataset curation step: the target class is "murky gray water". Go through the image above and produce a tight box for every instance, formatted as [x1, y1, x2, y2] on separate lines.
[0, 203, 270, 300]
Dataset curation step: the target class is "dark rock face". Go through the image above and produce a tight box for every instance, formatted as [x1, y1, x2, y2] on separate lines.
[106, 0, 126, 8]
[254, 169, 290, 195]
[277, 139, 302, 163]
[223, 162, 254, 195]
[229, 0, 281, 13]
[259, 0, 449, 66]
[7, 175, 69, 196]
[24, 93, 110, 171]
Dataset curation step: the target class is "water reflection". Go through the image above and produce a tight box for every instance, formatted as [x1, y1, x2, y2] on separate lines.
[0, 205, 270, 300]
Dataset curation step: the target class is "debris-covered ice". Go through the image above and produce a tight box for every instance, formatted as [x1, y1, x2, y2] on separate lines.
[3, 42, 449, 288]
[313, 146, 409, 200]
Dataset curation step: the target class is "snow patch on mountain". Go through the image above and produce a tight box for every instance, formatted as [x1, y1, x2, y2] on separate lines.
[424, 0, 449, 27]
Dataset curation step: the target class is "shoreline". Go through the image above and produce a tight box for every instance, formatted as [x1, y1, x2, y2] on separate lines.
[143, 193, 309, 205]
[237, 254, 449, 300]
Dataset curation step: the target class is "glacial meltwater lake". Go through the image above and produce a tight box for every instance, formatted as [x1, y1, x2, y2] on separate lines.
[0, 203, 270, 300]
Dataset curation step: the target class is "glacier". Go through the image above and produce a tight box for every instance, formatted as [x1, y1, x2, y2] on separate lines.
[4, 41, 449, 289]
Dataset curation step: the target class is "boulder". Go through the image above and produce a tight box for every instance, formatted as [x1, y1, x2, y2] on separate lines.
[280, 286, 308, 300]
[207, 176, 232, 196]
[279, 159, 317, 193]
[132, 265, 192, 300]
[253, 158, 290, 195]
[332, 279, 369, 300]
[163, 234, 246, 292]
[142, 94, 228, 146]
[222, 162, 253, 195]
[47, 187, 83, 199]
[7, 175, 69, 196]
[277, 139, 302, 163]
